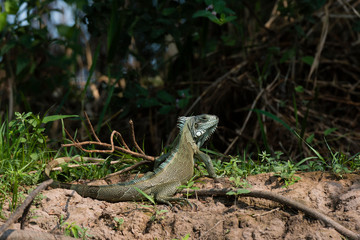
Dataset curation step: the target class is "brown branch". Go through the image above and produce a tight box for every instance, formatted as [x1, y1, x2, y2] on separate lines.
[62, 140, 155, 161]
[129, 119, 145, 154]
[61, 116, 155, 162]
[62, 131, 155, 161]
[102, 160, 151, 180]
[0, 229, 76, 240]
[0, 179, 54, 235]
[84, 111, 100, 142]
[182, 188, 360, 240]
[113, 130, 130, 150]
[64, 127, 77, 143]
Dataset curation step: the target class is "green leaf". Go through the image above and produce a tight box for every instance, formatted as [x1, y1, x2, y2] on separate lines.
[193, 10, 214, 18]
[16, 56, 30, 75]
[324, 128, 337, 136]
[193, 10, 220, 24]
[236, 189, 251, 194]
[30, 153, 39, 161]
[306, 133, 315, 144]
[226, 189, 251, 195]
[1, 42, 15, 55]
[42, 115, 78, 124]
[223, 15, 237, 23]
[213, 1, 225, 12]
[5, 0, 19, 14]
[294, 131, 325, 161]
[133, 187, 156, 205]
[295, 85, 304, 93]
[71, 227, 79, 238]
[0, 12, 7, 32]
[301, 56, 314, 66]
[226, 191, 236, 195]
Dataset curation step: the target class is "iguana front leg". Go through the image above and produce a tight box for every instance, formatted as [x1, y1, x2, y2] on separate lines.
[195, 150, 217, 178]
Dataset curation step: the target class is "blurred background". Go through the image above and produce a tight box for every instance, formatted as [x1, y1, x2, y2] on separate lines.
[1, 0, 360, 159]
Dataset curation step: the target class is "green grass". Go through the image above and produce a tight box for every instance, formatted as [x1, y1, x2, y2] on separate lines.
[0, 112, 77, 211]
[199, 147, 360, 188]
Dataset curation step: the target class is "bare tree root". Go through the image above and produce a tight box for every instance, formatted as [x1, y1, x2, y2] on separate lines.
[0, 229, 75, 240]
[0, 180, 58, 238]
[185, 188, 360, 240]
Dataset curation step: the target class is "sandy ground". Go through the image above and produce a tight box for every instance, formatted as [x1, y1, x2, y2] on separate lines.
[1, 171, 360, 239]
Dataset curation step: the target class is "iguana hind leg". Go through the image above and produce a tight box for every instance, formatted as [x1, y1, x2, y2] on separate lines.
[154, 181, 193, 208]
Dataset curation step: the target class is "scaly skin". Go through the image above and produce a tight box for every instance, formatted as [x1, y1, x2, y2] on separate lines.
[45, 114, 218, 204]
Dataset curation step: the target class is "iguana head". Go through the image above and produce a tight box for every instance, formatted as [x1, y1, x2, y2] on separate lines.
[178, 114, 219, 148]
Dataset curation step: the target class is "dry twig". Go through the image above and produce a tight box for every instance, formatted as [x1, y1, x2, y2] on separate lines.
[62, 115, 155, 162]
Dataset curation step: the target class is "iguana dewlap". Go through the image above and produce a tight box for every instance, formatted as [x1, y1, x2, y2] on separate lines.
[45, 114, 218, 204]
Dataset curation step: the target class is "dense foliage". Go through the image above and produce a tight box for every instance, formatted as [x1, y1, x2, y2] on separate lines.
[1, 0, 360, 158]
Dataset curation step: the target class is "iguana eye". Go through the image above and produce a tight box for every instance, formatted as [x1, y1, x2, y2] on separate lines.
[194, 123, 199, 128]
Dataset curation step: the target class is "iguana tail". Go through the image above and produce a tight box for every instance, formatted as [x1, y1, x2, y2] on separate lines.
[44, 156, 146, 202]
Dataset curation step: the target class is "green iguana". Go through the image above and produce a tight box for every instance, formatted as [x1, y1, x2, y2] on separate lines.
[45, 114, 219, 205]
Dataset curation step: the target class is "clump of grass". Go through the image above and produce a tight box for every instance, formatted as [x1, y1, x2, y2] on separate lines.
[0, 112, 77, 211]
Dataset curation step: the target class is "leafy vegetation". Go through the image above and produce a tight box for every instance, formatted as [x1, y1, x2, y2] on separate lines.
[113, 217, 124, 231]
[58, 214, 92, 239]
[0, 112, 76, 211]
[2, 1, 358, 160]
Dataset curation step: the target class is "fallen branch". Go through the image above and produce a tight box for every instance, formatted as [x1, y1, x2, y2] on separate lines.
[0, 229, 76, 240]
[182, 188, 360, 240]
[0, 179, 54, 235]
[62, 114, 155, 162]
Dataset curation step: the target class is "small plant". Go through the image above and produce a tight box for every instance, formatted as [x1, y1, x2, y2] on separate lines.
[193, 0, 237, 26]
[58, 215, 91, 239]
[133, 187, 169, 222]
[213, 154, 256, 178]
[149, 209, 169, 222]
[226, 176, 251, 196]
[172, 233, 191, 240]
[113, 217, 124, 231]
[178, 176, 200, 199]
[229, 176, 252, 189]
[273, 161, 301, 188]
[259, 151, 309, 188]
[63, 222, 90, 239]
